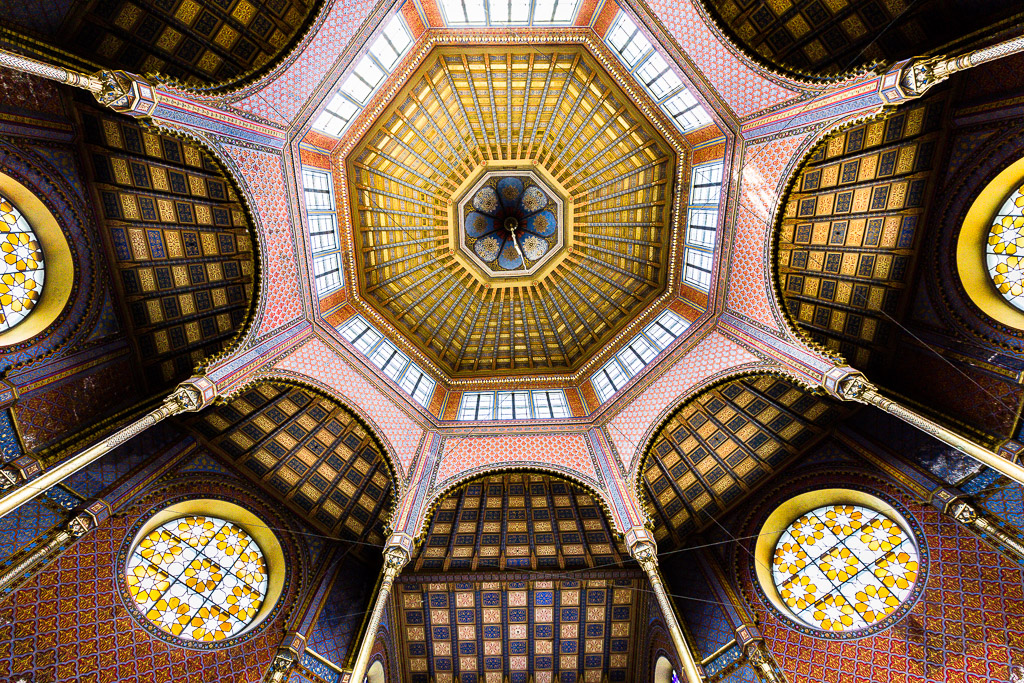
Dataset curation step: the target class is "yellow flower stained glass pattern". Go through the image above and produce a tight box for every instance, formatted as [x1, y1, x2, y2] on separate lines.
[987, 182, 1024, 310]
[771, 504, 919, 632]
[0, 194, 45, 333]
[126, 516, 267, 641]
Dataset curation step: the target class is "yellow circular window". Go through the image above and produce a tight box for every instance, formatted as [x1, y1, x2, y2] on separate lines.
[754, 489, 925, 636]
[0, 193, 45, 332]
[957, 156, 1024, 328]
[126, 515, 269, 642]
[986, 181, 1024, 310]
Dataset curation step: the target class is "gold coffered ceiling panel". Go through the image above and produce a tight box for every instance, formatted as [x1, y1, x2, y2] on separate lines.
[346, 45, 680, 376]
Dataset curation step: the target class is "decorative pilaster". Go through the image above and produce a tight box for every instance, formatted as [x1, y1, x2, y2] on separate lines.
[745, 642, 786, 683]
[946, 498, 1024, 564]
[825, 368, 1024, 486]
[697, 550, 787, 683]
[348, 544, 409, 683]
[0, 502, 102, 592]
[263, 632, 305, 683]
[0, 377, 214, 520]
[629, 534, 704, 683]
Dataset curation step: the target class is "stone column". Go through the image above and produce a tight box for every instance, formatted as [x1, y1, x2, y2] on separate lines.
[0, 503, 102, 591]
[348, 545, 409, 683]
[826, 368, 1024, 487]
[944, 497, 1024, 564]
[0, 47, 157, 115]
[0, 377, 213, 521]
[629, 538, 704, 682]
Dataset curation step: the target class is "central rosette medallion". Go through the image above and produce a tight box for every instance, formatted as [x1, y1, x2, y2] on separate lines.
[457, 170, 565, 278]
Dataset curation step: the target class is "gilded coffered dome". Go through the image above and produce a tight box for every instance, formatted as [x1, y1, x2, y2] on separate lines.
[345, 44, 682, 376]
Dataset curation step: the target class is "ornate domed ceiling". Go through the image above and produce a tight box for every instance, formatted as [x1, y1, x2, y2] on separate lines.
[344, 44, 683, 377]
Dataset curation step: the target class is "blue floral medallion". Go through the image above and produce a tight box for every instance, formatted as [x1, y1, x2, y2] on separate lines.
[462, 175, 559, 273]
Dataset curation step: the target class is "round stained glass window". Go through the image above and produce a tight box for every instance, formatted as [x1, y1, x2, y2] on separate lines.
[987, 181, 1024, 310]
[0, 193, 45, 333]
[125, 515, 268, 642]
[771, 504, 920, 633]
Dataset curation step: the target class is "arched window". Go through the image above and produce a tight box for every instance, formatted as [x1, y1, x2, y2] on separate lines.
[654, 655, 677, 683]
[366, 660, 386, 683]
[122, 500, 286, 644]
[0, 193, 44, 333]
[755, 491, 923, 635]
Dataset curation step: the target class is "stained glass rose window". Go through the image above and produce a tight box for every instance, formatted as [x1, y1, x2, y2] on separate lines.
[771, 504, 919, 632]
[987, 181, 1024, 310]
[126, 515, 268, 642]
[0, 193, 44, 332]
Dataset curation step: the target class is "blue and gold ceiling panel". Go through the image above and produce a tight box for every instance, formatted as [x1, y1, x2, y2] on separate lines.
[776, 99, 945, 372]
[642, 375, 842, 547]
[414, 474, 628, 572]
[395, 576, 646, 682]
[80, 106, 256, 393]
[186, 382, 394, 544]
[345, 45, 679, 376]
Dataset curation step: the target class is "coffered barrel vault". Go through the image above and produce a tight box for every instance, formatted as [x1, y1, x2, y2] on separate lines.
[346, 45, 681, 376]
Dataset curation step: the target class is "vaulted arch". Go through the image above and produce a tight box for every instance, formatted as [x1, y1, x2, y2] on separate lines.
[638, 373, 844, 549]
[183, 380, 397, 545]
[700, 0, 1022, 79]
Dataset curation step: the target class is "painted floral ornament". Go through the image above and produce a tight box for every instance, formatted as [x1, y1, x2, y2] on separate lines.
[464, 176, 557, 271]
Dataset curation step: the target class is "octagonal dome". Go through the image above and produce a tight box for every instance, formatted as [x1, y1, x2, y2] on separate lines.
[345, 44, 682, 377]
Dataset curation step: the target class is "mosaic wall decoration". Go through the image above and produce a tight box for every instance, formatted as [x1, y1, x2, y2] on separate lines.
[79, 106, 255, 393]
[187, 382, 394, 544]
[777, 99, 945, 371]
[125, 515, 268, 642]
[306, 557, 379, 670]
[415, 474, 628, 572]
[771, 504, 920, 633]
[642, 375, 840, 546]
[0, 479, 303, 682]
[41, 0, 320, 87]
[735, 467, 1024, 682]
[11, 354, 139, 452]
[705, 0, 1021, 76]
[395, 576, 646, 682]
[348, 45, 676, 375]
[0, 193, 44, 333]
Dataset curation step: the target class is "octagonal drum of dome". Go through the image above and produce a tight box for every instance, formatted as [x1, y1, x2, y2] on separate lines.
[345, 45, 681, 376]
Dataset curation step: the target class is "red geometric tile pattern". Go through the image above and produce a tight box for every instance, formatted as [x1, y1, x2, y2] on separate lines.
[434, 432, 599, 490]
[221, 143, 304, 335]
[271, 336, 425, 475]
[643, 0, 801, 118]
[229, 0, 377, 125]
[606, 331, 766, 472]
[738, 478, 1024, 683]
[0, 506, 284, 682]
[725, 132, 813, 330]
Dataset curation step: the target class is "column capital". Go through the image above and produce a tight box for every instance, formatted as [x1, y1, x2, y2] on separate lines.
[92, 69, 158, 117]
[821, 366, 875, 402]
[168, 376, 216, 413]
[627, 537, 659, 575]
[383, 545, 410, 579]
